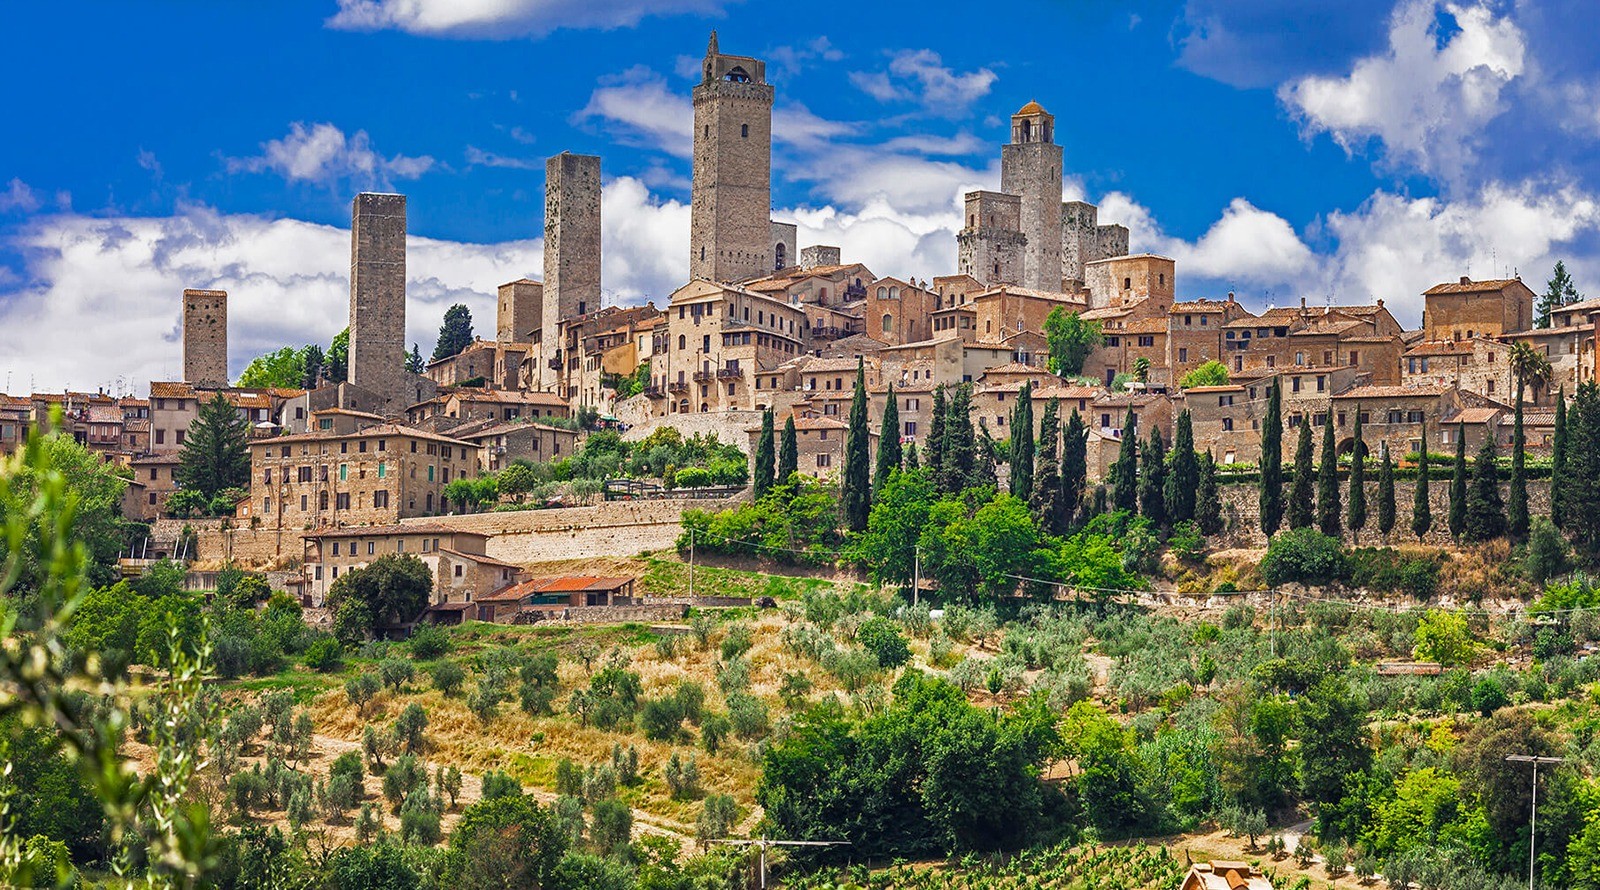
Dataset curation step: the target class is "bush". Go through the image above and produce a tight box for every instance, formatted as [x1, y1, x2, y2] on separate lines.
[408, 624, 450, 659]
[720, 623, 754, 660]
[302, 636, 344, 672]
[481, 770, 521, 801]
[639, 696, 687, 742]
[378, 658, 414, 691]
[1348, 548, 1441, 599]
[1260, 527, 1347, 587]
[675, 467, 713, 489]
[430, 661, 465, 697]
[856, 616, 911, 669]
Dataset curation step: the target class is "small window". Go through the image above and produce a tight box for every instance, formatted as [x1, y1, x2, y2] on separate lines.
[741, 123, 749, 138]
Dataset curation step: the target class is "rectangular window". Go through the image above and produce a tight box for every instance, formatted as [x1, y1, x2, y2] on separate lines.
[817, 453, 831, 468]
[336, 493, 351, 510]
[332, 542, 340, 556]
[377, 461, 386, 479]
[374, 490, 389, 508]
[428, 465, 435, 482]
[339, 464, 347, 481]
[1178, 347, 1189, 363]
[1222, 418, 1234, 431]
[367, 541, 375, 556]
[176, 430, 185, 445]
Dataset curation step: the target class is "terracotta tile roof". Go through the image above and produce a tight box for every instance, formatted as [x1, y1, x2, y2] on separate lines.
[307, 523, 478, 539]
[1183, 385, 1245, 393]
[1079, 307, 1131, 321]
[979, 362, 1051, 378]
[251, 423, 478, 448]
[148, 382, 197, 399]
[449, 390, 568, 407]
[437, 547, 522, 568]
[223, 391, 274, 410]
[1424, 277, 1522, 295]
[1332, 384, 1449, 400]
[802, 357, 870, 374]
[1035, 384, 1103, 400]
[1290, 319, 1364, 336]
[1171, 300, 1233, 312]
[1225, 307, 1303, 328]
[1123, 318, 1168, 334]
[1448, 407, 1502, 424]
[1405, 340, 1475, 357]
[1506, 324, 1593, 337]
[128, 453, 181, 466]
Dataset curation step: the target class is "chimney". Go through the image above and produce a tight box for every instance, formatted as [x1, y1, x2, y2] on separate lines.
[1227, 291, 1235, 303]
[1377, 299, 1384, 309]
[1460, 276, 1471, 285]
[1300, 296, 1307, 310]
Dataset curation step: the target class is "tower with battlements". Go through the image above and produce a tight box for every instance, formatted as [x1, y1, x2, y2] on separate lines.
[1001, 101, 1063, 292]
[690, 32, 774, 283]
[348, 193, 407, 403]
[182, 288, 228, 387]
[957, 191, 1025, 286]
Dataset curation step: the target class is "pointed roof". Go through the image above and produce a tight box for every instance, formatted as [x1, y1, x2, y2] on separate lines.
[1016, 100, 1046, 116]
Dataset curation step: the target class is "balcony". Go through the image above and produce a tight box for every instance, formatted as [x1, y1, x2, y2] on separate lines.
[811, 326, 847, 341]
[692, 370, 716, 383]
[716, 368, 743, 380]
[667, 380, 690, 394]
[643, 385, 665, 399]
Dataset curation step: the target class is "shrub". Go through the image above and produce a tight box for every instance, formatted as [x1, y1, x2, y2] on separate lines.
[382, 755, 427, 813]
[1413, 610, 1474, 667]
[639, 696, 687, 742]
[726, 691, 769, 739]
[399, 789, 442, 846]
[1470, 674, 1509, 716]
[378, 658, 414, 692]
[720, 623, 754, 660]
[481, 770, 521, 801]
[345, 673, 381, 715]
[408, 623, 450, 659]
[856, 616, 911, 669]
[302, 636, 344, 672]
[393, 703, 428, 755]
[700, 711, 731, 754]
[675, 467, 713, 489]
[430, 660, 465, 697]
[1260, 527, 1347, 587]
[664, 752, 701, 799]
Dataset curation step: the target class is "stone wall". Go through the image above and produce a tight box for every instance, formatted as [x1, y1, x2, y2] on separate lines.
[526, 603, 689, 625]
[544, 152, 602, 393]
[181, 289, 228, 387]
[621, 409, 766, 455]
[348, 193, 407, 404]
[403, 495, 743, 564]
[1211, 478, 1551, 548]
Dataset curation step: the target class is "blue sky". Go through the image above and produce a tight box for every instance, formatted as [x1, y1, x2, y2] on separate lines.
[2, 0, 1597, 393]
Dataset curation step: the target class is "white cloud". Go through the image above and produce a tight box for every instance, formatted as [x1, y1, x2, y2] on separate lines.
[1278, 0, 1525, 181]
[578, 68, 693, 158]
[464, 146, 544, 170]
[225, 122, 436, 188]
[0, 179, 40, 214]
[848, 49, 997, 115]
[326, 0, 734, 38]
[1099, 193, 1317, 289]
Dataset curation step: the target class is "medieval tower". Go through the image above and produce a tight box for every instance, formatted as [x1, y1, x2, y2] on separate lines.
[957, 191, 1025, 286]
[1000, 101, 1063, 292]
[181, 288, 228, 387]
[347, 192, 407, 403]
[497, 279, 543, 344]
[543, 151, 602, 392]
[690, 31, 774, 283]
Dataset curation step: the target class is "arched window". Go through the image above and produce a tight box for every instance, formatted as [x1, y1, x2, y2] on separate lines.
[889, 287, 899, 299]
[678, 334, 687, 350]
[877, 287, 887, 299]
[774, 242, 786, 269]
[882, 314, 893, 334]
[994, 262, 1001, 277]
[724, 66, 750, 83]
[1021, 119, 1031, 141]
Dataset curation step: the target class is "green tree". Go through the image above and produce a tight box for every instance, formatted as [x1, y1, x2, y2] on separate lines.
[973, 420, 1000, 490]
[1448, 422, 1468, 540]
[1110, 408, 1139, 513]
[1569, 383, 1600, 556]
[1299, 674, 1371, 827]
[326, 554, 433, 643]
[431, 303, 475, 361]
[1196, 452, 1223, 536]
[938, 385, 975, 494]
[445, 795, 567, 889]
[1061, 409, 1088, 526]
[1347, 407, 1367, 540]
[753, 408, 775, 499]
[1043, 307, 1102, 376]
[1537, 259, 1582, 328]
[325, 327, 349, 383]
[1463, 432, 1505, 542]
[778, 414, 798, 483]
[1259, 378, 1284, 537]
[1413, 419, 1433, 539]
[1375, 442, 1396, 541]
[1413, 609, 1473, 666]
[926, 386, 947, 486]
[1179, 360, 1230, 389]
[236, 346, 307, 388]
[1288, 418, 1315, 530]
[0, 432, 129, 591]
[1139, 425, 1167, 529]
[1509, 386, 1529, 542]
[854, 468, 936, 589]
[875, 384, 902, 493]
[177, 392, 251, 501]
[1008, 382, 1035, 500]
[842, 361, 872, 532]
[1166, 409, 1198, 525]
[301, 343, 325, 389]
[1031, 398, 1065, 535]
[1552, 388, 1569, 530]
[1316, 410, 1340, 537]
[405, 343, 424, 375]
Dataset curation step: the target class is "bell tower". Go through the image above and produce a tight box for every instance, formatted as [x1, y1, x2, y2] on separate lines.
[690, 31, 775, 283]
[1001, 100, 1063, 292]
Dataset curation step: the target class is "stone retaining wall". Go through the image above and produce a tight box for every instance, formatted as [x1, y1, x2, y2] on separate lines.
[526, 603, 688, 624]
[1211, 479, 1551, 547]
[402, 496, 743, 564]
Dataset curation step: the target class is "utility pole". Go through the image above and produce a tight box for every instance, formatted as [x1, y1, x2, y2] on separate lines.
[711, 838, 849, 889]
[689, 526, 696, 599]
[912, 547, 920, 607]
[1506, 754, 1565, 890]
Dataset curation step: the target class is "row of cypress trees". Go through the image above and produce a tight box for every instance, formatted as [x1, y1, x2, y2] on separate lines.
[1102, 405, 1224, 535]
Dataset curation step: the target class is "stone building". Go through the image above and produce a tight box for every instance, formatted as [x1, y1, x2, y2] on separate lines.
[970, 285, 1087, 348]
[645, 279, 805, 416]
[405, 389, 570, 429]
[424, 339, 533, 391]
[1083, 254, 1175, 311]
[543, 152, 603, 391]
[957, 190, 1024, 286]
[1061, 201, 1130, 291]
[747, 414, 875, 478]
[247, 423, 480, 530]
[690, 32, 776, 283]
[124, 453, 181, 521]
[497, 278, 543, 343]
[450, 419, 579, 472]
[864, 277, 939, 346]
[182, 289, 229, 387]
[1401, 337, 1516, 401]
[348, 193, 408, 406]
[298, 524, 520, 608]
[1422, 276, 1536, 341]
[1000, 102, 1063, 292]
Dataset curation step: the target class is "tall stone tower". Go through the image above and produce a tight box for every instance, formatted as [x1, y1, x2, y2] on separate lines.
[543, 152, 602, 392]
[957, 191, 1025, 286]
[348, 193, 407, 404]
[497, 279, 543, 343]
[1000, 101, 1063, 292]
[690, 31, 774, 283]
[182, 288, 228, 387]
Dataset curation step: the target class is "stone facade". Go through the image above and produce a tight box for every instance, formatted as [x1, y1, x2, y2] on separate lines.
[181, 289, 228, 387]
[1000, 103, 1063, 292]
[1083, 254, 1175, 311]
[865, 277, 939, 346]
[298, 524, 517, 607]
[543, 152, 603, 392]
[348, 193, 408, 406]
[957, 191, 1025, 286]
[690, 33, 775, 283]
[646, 279, 804, 417]
[1422, 276, 1536, 342]
[769, 221, 797, 274]
[800, 245, 840, 270]
[497, 278, 543, 343]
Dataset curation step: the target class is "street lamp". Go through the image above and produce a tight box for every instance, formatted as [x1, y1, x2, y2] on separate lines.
[1506, 754, 1565, 890]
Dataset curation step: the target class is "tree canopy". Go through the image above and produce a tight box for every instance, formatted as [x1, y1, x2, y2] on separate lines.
[431, 304, 476, 362]
[1043, 308, 1103, 377]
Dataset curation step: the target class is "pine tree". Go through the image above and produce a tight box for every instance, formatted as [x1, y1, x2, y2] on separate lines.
[1166, 410, 1198, 524]
[406, 344, 425, 374]
[939, 385, 976, 494]
[875, 384, 902, 493]
[753, 409, 775, 498]
[1259, 378, 1284, 536]
[1111, 408, 1139, 513]
[927, 386, 947, 490]
[1288, 419, 1315, 530]
[301, 344, 325, 389]
[778, 415, 798, 483]
[1413, 420, 1433, 539]
[1347, 407, 1367, 540]
[1448, 421, 1468, 540]
[1376, 442, 1396, 541]
[1061, 409, 1088, 526]
[326, 328, 349, 383]
[1551, 388, 1568, 530]
[1508, 387, 1528, 542]
[842, 361, 872, 532]
[1031, 398, 1065, 535]
[1140, 425, 1167, 528]
[1009, 382, 1035, 499]
[1537, 260, 1582, 328]
[1463, 433, 1506, 542]
[177, 392, 252, 500]
[1317, 410, 1341, 537]
[431, 304, 475, 361]
[904, 442, 920, 470]
[1196, 452, 1223, 536]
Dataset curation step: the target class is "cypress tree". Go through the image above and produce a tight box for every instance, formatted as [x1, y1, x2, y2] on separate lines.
[1111, 408, 1139, 513]
[1551, 388, 1568, 530]
[1196, 452, 1223, 536]
[753, 409, 775, 498]
[1317, 410, 1341, 537]
[1464, 432, 1506, 542]
[1569, 383, 1600, 556]
[1508, 387, 1528, 542]
[1412, 420, 1433, 539]
[778, 415, 798, 483]
[1448, 421, 1468, 540]
[177, 392, 252, 500]
[842, 361, 872, 532]
[874, 383, 902, 493]
[1061, 409, 1088, 526]
[1288, 419, 1315, 530]
[1347, 407, 1367, 540]
[1140, 425, 1167, 528]
[927, 386, 947, 489]
[939, 384, 976, 493]
[1031, 398, 1065, 535]
[973, 419, 999, 489]
[1376, 442, 1396, 541]
[301, 344, 325, 389]
[1166, 409, 1199, 524]
[1259, 378, 1284, 536]
[1009, 382, 1035, 499]
[905, 442, 920, 470]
